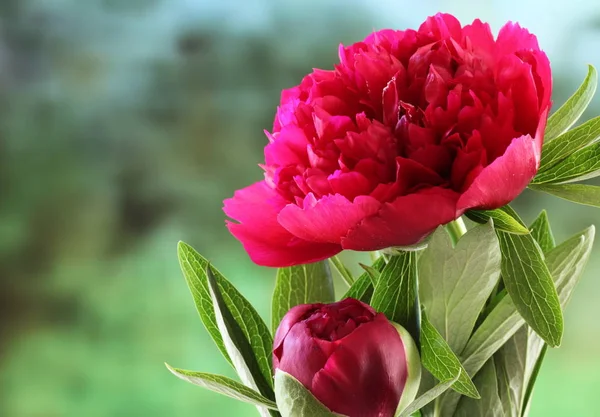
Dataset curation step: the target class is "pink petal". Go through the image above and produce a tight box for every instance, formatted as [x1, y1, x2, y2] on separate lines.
[224, 181, 341, 267]
[278, 194, 381, 244]
[457, 134, 539, 211]
[277, 324, 331, 389]
[419, 13, 463, 40]
[496, 22, 540, 56]
[342, 187, 460, 250]
[273, 303, 322, 370]
[264, 125, 310, 166]
[310, 316, 407, 417]
[462, 19, 495, 64]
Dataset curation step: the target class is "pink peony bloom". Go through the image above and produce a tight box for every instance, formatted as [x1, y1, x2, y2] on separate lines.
[224, 13, 552, 267]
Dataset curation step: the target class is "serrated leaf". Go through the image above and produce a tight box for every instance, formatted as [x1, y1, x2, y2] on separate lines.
[454, 359, 505, 417]
[205, 267, 278, 417]
[274, 370, 343, 417]
[272, 261, 334, 332]
[166, 364, 278, 410]
[341, 257, 386, 303]
[329, 256, 354, 286]
[545, 65, 598, 141]
[419, 223, 501, 355]
[532, 141, 600, 184]
[177, 242, 274, 389]
[540, 115, 600, 170]
[397, 373, 460, 417]
[529, 210, 556, 254]
[465, 210, 530, 235]
[420, 312, 479, 399]
[529, 183, 600, 208]
[496, 229, 563, 347]
[370, 252, 419, 339]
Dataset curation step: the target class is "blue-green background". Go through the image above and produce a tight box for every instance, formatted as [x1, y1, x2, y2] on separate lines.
[1, 1, 599, 416]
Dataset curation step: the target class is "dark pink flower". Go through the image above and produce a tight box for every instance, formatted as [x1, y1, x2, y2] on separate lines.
[273, 298, 420, 417]
[224, 13, 551, 266]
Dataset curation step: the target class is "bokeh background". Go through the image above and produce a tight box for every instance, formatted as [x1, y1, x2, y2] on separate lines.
[1, 0, 599, 416]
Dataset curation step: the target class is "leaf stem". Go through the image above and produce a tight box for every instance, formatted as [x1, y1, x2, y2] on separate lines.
[329, 256, 355, 287]
[445, 217, 468, 245]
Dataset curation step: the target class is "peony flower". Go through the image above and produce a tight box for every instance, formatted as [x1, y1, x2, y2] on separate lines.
[273, 298, 421, 417]
[224, 13, 552, 267]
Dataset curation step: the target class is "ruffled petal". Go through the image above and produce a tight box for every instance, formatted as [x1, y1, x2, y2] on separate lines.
[342, 187, 460, 250]
[224, 181, 341, 267]
[457, 134, 539, 211]
[496, 22, 540, 56]
[278, 194, 381, 244]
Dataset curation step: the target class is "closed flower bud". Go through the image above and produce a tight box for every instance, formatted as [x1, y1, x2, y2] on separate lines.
[273, 298, 421, 417]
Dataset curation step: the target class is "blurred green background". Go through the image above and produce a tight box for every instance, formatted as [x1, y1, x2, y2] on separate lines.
[1, 0, 599, 416]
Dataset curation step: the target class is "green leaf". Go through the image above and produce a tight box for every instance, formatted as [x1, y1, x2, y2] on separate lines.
[465, 209, 530, 235]
[370, 252, 419, 339]
[529, 210, 556, 254]
[165, 364, 278, 410]
[205, 267, 277, 417]
[460, 226, 593, 377]
[419, 223, 502, 354]
[460, 292, 522, 378]
[522, 225, 594, 415]
[359, 263, 382, 285]
[329, 256, 354, 286]
[454, 359, 505, 417]
[499, 212, 555, 416]
[341, 257, 386, 303]
[549, 226, 595, 308]
[533, 141, 600, 184]
[529, 183, 600, 208]
[420, 311, 480, 399]
[494, 327, 528, 416]
[439, 226, 593, 417]
[272, 261, 334, 332]
[540, 115, 600, 170]
[177, 242, 274, 389]
[396, 373, 460, 417]
[496, 229, 563, 347]
[274, 370, 342, 417]
[545, 65, 598, 142]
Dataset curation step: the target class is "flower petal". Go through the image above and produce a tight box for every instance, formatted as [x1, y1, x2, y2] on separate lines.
[277, 323, 332, 390]
[457, 134, 539, 211]
[496, 22, 540, 56]
[278, 194, 381, 244]
[342, 187, 460, 250]
[310, 316, 407, 417]
[224, 181, 341, 267]
[273, 303, 321, 369]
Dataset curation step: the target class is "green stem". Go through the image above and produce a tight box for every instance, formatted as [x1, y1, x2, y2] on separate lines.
[445, 217, 468, 245]
[329, 256, 355, 287]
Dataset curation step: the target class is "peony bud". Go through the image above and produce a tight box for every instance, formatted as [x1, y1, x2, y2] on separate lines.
[273, 298, 421, 417]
